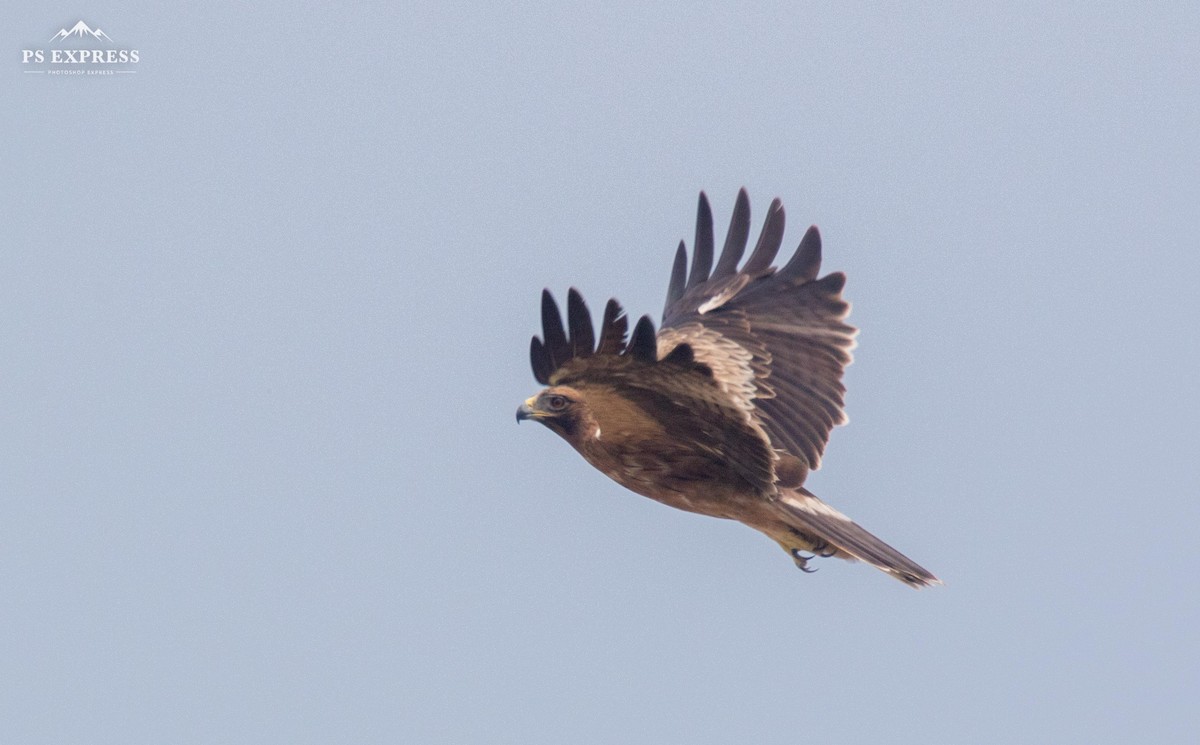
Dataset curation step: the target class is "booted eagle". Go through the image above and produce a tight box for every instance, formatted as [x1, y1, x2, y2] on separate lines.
[517, 190, 939, 588]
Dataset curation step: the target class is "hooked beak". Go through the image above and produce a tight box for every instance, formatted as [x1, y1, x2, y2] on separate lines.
[515, 397, 537, 423]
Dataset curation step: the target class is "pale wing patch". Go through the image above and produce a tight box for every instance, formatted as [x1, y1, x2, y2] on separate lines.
[752, 319, 859, 351]
[697, 275, 750, 314]
[656, 324, 780, 477]
[657, 324, 758, 415]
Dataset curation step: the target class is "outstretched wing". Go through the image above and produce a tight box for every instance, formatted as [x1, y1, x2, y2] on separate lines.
[656, 190, 857, 484]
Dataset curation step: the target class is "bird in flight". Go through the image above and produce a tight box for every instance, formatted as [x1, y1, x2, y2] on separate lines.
[517, 190, 939, 588]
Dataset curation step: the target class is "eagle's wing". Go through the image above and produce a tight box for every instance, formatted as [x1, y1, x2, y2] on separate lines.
[657, 190, 857, 484]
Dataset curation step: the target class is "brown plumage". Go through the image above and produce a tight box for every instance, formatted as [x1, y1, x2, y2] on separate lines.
[517, 190, 940, 588]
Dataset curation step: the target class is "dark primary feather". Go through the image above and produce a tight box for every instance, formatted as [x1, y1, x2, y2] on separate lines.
[687, 193, 714, 289]
[741, 198, 785, 277]
[567, 288, 595, 358]
[530, 336, 551, 385]
[664, 242, 688, 312]
[777, 225, 822, 282]
[541, 289, 570, 370]
[712, 188, 751, 280]
[595, 298, 628, 355]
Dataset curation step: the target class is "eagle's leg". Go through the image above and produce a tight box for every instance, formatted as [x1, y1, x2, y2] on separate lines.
[790, 548, 819, 573]
[809, 538, 839, 558]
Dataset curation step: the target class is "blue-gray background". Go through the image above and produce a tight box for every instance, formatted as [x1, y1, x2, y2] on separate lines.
[4, 3, 1197, 743]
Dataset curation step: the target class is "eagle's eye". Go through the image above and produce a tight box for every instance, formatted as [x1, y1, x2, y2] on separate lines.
[545, 395, 568, 412]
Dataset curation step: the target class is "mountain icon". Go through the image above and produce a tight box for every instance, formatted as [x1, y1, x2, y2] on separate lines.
[49, 20, 114, 44]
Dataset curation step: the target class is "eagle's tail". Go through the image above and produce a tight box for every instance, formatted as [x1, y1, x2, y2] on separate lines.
[771, 487, 941, 589]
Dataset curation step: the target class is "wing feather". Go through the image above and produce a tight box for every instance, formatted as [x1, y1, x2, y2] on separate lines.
[742, 198, 785, 276]
[566, 287, 595, 358]
[777, 225, 822, 282]
[628, 315, 658, 363]
[660, 192, 857, 479]
[541, 289, 569, 370]
[595, 298, 628, 355]
[687, 193, 714, 289]
[712, 188, 751, 280]
[664, 241, 688, 312]
[530, 336, 552, 385]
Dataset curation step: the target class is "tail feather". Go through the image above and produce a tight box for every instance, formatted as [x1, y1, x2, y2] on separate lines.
[774, 487, 941, 588]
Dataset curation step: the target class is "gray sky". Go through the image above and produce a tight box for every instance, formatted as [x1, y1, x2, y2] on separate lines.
[4, 2, 1198, 743]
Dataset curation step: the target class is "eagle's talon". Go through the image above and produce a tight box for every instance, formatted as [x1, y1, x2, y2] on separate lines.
[791, 549, 819, 573]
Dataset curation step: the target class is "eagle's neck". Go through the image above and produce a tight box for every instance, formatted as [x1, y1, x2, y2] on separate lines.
[562, 385, 661, 484]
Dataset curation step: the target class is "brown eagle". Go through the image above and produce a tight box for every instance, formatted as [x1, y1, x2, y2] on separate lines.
[517, 190, 939, 588]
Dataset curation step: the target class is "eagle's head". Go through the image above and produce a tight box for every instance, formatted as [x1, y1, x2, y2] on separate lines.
[515, 385, 595, 443]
